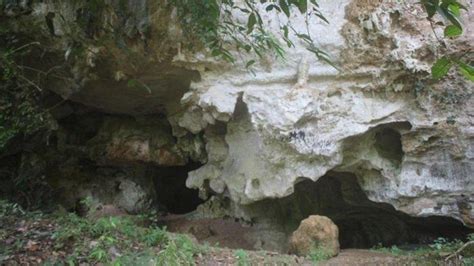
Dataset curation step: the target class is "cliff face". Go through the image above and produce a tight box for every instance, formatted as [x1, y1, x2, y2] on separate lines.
[175, 0, 473, 228]
[1, 0, 473, 229]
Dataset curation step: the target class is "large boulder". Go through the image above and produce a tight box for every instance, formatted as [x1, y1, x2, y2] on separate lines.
[289, 215, 340, 257]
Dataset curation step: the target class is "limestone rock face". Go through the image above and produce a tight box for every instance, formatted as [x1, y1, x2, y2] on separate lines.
[174, 0, 474, 227]
[289, 215, 340, 257]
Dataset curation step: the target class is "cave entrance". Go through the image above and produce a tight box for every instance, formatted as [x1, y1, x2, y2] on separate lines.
[252, 172, 473, 249]
[153, 162, 204, 214]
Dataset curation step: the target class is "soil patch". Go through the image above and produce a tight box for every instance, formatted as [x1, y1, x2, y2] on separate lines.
[160, 214, 257, 250]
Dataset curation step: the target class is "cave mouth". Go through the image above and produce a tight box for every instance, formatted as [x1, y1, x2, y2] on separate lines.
[301, 173, 473, 249]
[256, 172, 473, 249]
[153, 162, 204, 215]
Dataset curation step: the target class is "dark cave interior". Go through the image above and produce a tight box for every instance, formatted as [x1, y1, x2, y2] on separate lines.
[252, 172, 473, 249]
[152, 162, 204, 214]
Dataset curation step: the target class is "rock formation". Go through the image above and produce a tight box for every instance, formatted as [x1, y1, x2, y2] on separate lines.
[1, 0, 473, 244]
[289, 215, 340, 257]
[176, 0, 474, 229]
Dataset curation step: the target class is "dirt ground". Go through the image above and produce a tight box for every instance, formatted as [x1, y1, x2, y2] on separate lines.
[161, 214, 461, 265]
[160, 214, 257, 250]
[1, 209, 462, 265]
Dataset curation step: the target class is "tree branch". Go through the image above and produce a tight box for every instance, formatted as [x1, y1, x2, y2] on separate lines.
[445, 241, 474, 261]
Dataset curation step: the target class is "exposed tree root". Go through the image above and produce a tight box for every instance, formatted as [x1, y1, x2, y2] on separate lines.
[445, 241, 474, 261]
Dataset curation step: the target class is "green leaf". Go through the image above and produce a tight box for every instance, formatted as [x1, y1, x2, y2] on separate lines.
[247, 13, 256, 34]
[279, 0, 290, 17]
[127, 79, 138, 88]
[306, 45, 339, 71]
[444, 25, 462, 37]
[310, 0, 319, 7]
[441, 0, 467, 11]
[245, 60, 256, 68]
[266, 4, 281, 12]
[422, 0, 439, 19]
[445, 11, 462, 30]
[448, 3, 460, 16]
[438, 4, 463, 30]
[313, 9, 329, 24]
[282, 25, 289, 38]
[457, 61, 474, 82]
[296, 33, 311, 41]
[211, 49, 222, 57]
[295, 0, 308, 13]
[431, 57, 453, 80]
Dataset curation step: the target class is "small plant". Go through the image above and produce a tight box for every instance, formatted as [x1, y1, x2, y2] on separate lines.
[429, 237, 461, 253]
[80, 196, 94, 211]
[141, 227, 168, 247]
[112, 251, 157, 266]
[430, 237, 449, 251]
[468, 233, 474, 242]
[309, 246, 333, 264]
[156, 239, 182, 266]
[389, 245, 403, 256]
[89, 246, 109, 263]
[0, 200, 25, 217]
[235, 249, 250, 266]
[175, 235, 198, 255]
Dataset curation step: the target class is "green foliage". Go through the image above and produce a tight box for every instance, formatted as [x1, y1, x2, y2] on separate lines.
[142, 227, 168, 247]
[49, 212, 203, 265]
[468, 234, 474, 242]
[422, 0, 466, 35]
[0, 40, 52, 150]
[155, 235, 198, 266]
[429, 237, 462, 252]
[431, 56, 453, 80]
[89, 246, 109, 263]
[372, 235, 474, 263]
[432, 57, 474, 81]
[235, 249, 250, 266]
[168, 0, 331, 68]
[457, 61, 474, 82]
[443, 25, 462, 37]
[421, 0, 472, 81]
[309, 246, 333, 264]
[0, 200, 25, 217]
[51, 213, 92, 248]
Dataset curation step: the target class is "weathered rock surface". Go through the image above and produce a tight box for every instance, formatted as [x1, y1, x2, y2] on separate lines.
[289, 215, 340, 257]
[1, 108, 206, 214]
[1, 0, 199, 116]
[88, 117, 205, 166]
[173, 0, 473, 228]
[2, 0, 473, 229]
